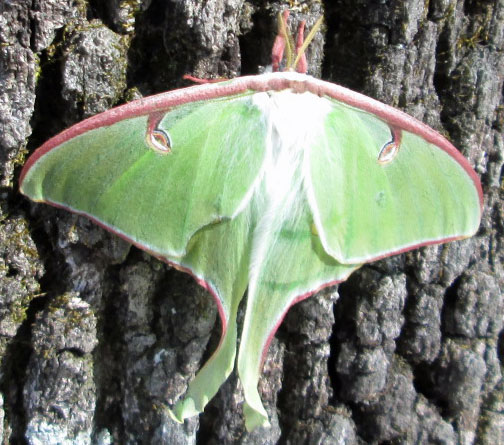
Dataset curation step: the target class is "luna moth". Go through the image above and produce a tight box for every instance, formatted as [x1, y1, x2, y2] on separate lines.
[19, 11, 482, 431]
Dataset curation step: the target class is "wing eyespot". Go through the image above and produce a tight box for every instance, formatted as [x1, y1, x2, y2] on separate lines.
[377, 141, 399, 164]
[146, 112, 172, 154]
[377, 127, 402, 165]
[149, 129, 172, 154]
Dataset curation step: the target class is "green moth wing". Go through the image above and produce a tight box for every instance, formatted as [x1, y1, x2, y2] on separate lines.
[308, 98, 482, 264]
[20, 88, 270, 425]
[21, 94, 267, 258]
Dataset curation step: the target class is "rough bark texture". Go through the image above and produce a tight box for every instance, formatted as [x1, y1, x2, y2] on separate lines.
[1, 0, 502, 444]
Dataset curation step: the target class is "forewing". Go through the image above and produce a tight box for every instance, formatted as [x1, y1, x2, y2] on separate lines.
[307, 100, 482, 264]
[20, 94, 267, 258]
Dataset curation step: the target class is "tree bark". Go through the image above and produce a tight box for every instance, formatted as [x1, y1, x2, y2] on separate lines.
[1, 0, 502, 444]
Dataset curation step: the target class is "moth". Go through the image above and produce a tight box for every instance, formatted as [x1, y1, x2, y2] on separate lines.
[20, 11, 482, 430]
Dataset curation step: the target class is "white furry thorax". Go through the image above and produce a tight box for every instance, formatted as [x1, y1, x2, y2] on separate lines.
[251, 89, 332, 202]
[244, 90, 332, 297]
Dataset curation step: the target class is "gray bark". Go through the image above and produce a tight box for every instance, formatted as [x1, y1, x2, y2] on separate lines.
[1, 0, 502, 444]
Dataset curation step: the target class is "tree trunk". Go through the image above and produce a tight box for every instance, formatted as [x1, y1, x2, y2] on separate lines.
[1, 0, 502, 444]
